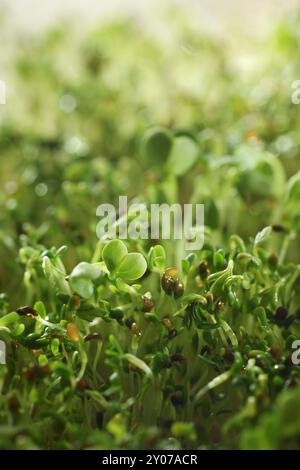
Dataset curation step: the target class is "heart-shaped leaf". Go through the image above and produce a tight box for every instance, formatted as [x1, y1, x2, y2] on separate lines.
[102, 239, 128, 273]
[167, 136, 198, 176]
[140, 127, 173, 170]
[115, 253, 147, 281]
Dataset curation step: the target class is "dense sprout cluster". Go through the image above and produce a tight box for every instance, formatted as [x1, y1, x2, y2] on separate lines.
[0, 11, 300, 449]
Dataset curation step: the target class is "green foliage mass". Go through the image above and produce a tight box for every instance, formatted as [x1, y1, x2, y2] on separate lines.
[0, 10, 300, 450]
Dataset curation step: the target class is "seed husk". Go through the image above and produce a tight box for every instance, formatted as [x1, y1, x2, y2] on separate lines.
[67, 323, 81, 342]
[70, 294, 81, 310]
[275, 307, 288, 321]
[168, 328, 178, 339]
[23, 364, 50, 381]
[76, 378, 90, 391]
[198, 260, 209, 279]
[170, 353, 186, 363]
[272, 224, 287, 233]
[84, 332, 101, 342]
[163, 318, 172, 330]
[142, 292, 155, 312]
[161, 267, 179, 295]
[130, 322, 141, 337]
[174, 281, 184, 298]
[16, 306, 38, 317]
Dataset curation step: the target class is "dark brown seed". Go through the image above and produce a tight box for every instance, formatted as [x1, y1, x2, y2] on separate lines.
[16, 306, 38, 317]
[38, 363, 50, 377]
[272, 224, 287, 233]
[216, 301, 225, 311]
[284, 354, 293, 367]
[270, 345, 281, 360]
[130, 322, 141, 337]
[165, 267, 179, 278]
[275, 307, 288, 321]
[171, 393, 184, 406]
[268, 253, 278, 267]
[70, 294, 81, 310]
[161, 267, 179, 295]
[168, 328, 178, 339]
[76, 378, 89, 391]
[198, 260, 209, 279]
[125, 318, 135, 329]
[22, 364, 50, 381]
[161, 277, 176, 295]
[142, 293, 155, 312]
[224, 350, 234, 364]
[174, 281, 184, 299]
[84, 332, 101, 342]
[170, 353, 186, 363]
[255, 358, 267, 369]
[23, 366, 35, 381]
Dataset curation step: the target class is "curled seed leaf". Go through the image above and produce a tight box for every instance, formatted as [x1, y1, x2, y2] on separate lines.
[254, 226, 272, 247]
[123, 353, 153, 379]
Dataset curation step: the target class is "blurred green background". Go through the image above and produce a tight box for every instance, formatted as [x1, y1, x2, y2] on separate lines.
[0, 1, 300, 305]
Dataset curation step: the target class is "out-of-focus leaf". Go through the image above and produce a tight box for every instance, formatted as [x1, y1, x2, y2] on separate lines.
[167, 136, 198, 176]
